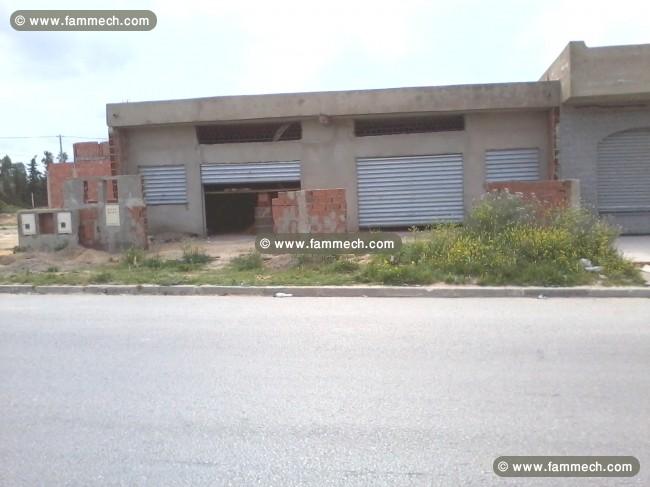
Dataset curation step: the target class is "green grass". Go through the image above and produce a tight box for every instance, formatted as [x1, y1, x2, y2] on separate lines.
[0, 193, 643, 287]
[0, 249, 365, 286]
[230, 252, 263, 271]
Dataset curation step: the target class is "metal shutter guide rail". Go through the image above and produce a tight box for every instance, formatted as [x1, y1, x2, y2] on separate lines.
[140, 165, 188, 205]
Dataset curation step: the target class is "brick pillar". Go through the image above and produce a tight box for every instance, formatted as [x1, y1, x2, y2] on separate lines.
[255, 192, 274, 233]
[108, 128, 124, 176]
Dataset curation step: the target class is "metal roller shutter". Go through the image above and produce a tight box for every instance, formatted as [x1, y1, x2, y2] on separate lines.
[139, 165, 188, 205]
[356, 154, 464, 227]
[597, 129, 650, 212]
[485, 148, 540, 182]
[201, 161, 300, 184]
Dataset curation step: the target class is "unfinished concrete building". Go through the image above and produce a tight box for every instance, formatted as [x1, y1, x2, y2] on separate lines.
[104, 41, 650, 236]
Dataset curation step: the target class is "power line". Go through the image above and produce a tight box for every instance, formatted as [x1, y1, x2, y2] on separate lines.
[0, 136, 59, 139]
[0, 135, 106, 140]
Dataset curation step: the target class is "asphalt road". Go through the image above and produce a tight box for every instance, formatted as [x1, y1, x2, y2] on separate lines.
[1, 295, 649, 486]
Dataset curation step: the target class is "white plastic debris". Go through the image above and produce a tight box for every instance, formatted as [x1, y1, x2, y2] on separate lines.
[579, 258, 603, 272]
[585, 265, 603, 272]
[274, 292, 293, 298]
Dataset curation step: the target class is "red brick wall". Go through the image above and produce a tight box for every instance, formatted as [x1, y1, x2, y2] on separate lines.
[47, 160, 113, 208]
[78, 208, 99, 247]
[485, 180, 576, 208]
[47, 141, 113, 208]
[272, 189, 347, 233]
[73, 141, 110, 161]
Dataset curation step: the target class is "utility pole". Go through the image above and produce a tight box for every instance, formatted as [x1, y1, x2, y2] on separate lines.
[58, 135, 63, 162]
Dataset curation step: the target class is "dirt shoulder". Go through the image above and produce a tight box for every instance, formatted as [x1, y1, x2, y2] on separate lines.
[0, 213, 18, 257]
[0, 232, 258, 274]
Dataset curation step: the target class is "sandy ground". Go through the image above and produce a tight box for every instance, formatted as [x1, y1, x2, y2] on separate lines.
[1, 212, 648, 281]
[0, 214, 260, 273]
[0, 213, 18, 257]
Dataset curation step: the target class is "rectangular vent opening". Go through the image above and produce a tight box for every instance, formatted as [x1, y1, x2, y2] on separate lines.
[197, 122, 302, 144]
[354, 115, 464, 137]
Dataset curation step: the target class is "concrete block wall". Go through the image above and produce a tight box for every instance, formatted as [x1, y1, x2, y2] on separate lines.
[64, 175, 148, 252]
[17, 209, 80, 251]
[272, 189, 347, 233]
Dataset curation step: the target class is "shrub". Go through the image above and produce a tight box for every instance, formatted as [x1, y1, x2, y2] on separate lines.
[465, 190, 539, 235]
[230, 252, 263, 271]
[362, 193, 641, 286]
[181, 245, 211, 265]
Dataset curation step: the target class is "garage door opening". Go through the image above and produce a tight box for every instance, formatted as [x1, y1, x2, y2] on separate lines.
[203, 182, 300, 235]
[201, 161, 302, 235]
[205, 193, 257, 234]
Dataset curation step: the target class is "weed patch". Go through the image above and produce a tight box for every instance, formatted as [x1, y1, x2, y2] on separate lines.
[230, 252, 263, 271]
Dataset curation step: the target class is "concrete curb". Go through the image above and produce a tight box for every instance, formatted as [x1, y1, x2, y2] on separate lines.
[0, 284, 649, 298]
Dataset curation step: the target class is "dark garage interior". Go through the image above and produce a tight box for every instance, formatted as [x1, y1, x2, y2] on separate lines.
[204, 193, 257, 234]
[203, 182, 300, 235]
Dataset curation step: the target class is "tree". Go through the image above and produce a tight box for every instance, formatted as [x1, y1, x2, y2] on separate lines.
[57, 151, 68, 163]
[26, 155, 49, 207]
[0, 152, 49, 208]
[42, 151, 54, 166]
[0, 155, 12, 202]
[11, 163, 28, 207]
[27, 156, 41, 207]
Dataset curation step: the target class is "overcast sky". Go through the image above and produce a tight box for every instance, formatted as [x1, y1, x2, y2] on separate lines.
[1, 0, 649, 166]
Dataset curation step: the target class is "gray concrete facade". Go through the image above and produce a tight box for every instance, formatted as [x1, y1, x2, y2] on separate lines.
[557, 106, 650, 233]
[114, 95, 554, 235]
[544, 41, 650, 234]
[108, 41, 650, 235]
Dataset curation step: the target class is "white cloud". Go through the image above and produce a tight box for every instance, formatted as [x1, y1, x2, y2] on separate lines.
[0, 0, 648, 164]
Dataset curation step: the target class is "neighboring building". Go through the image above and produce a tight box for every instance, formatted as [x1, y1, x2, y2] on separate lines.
[542, 41, 650, 234]
[105, 41, 650, 236]
[47, 142, 114, 208]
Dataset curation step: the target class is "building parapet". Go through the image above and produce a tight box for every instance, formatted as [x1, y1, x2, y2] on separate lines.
[107, 82, 560, 127]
